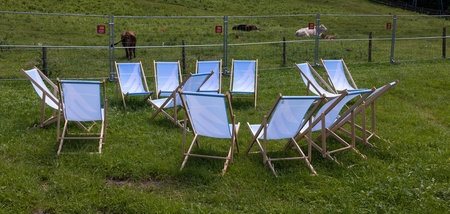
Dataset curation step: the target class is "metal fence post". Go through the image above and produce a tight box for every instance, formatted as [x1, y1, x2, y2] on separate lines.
[314, 13, 320, 66]
[390, 15, 397, 63]
[223, 16, 229, 74]
[111, 15, 116, 80]
[108, 14, 113, 81]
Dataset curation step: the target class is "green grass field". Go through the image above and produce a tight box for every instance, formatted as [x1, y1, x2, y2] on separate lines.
[0, 0, 449, 213]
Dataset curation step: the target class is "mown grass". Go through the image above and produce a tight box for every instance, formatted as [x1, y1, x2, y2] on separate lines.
[1, 59, 449, 213]
[0, 0, 449, 213]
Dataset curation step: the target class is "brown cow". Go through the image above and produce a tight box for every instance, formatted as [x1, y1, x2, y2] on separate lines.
[113, 31, 136, 60]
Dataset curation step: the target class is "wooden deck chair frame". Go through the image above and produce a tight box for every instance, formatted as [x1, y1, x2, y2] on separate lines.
[149, 72, 213, 128]
[245, 94, 323, 176]
[331, 80, 399, 147]
[21, 67, 60, 128]
[294, 89, 374, 163]
[114, 61, 152, 109]
[229, 59, 258, 108]
[321, 59, 358, 92]
[56, 79, 108, 155]
[195, 59, 222, 93]
[295, 62, 338, 98]
[153, 60, 182, 99]
[178, 91, 240, 175]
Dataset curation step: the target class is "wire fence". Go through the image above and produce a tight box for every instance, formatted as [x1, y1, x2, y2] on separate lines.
[0, 11, 448, 80]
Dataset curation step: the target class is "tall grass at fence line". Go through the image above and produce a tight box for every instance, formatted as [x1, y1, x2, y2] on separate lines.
[0, 60, 448, 213]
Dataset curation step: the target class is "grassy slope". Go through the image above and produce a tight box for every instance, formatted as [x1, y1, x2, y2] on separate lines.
[0, 0, 449, 213]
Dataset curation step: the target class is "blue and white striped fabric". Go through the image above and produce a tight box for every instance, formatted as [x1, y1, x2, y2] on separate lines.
[61, 81, 103, 122]
[197, 61, 220, 93]
[248, 96, 320, 140]
[231, 60, 256, 94]
[296, 63, 337, 98]
[25, 68, 59, 110]
[117, 63, 151, 96]
[156, 62, 180, 97]
[322, 60, 357, 91]
[183, 92, 236, 139]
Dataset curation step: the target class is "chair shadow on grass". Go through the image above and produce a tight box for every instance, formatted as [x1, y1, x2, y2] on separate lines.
[110, 95, 151, 111]
[229, 98, 255, 110]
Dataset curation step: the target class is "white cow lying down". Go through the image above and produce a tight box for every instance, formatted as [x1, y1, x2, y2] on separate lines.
[296, 24, 327, 37]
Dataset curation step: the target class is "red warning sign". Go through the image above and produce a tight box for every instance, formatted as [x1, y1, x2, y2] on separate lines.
[97, 25, 106, 34]
[386, 23, 392, 30]
[308, 23, 315, 30]
[215, 26, 223, 33]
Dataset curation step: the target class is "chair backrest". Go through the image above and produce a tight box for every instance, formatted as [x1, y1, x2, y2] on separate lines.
[367, 81, 397, 101]
[23, 68, 59, 110]
[322, 59, 356, 91]
[231, 60, 256, 93]
[197, 60, 221, 92]
[311, 89, 372, 131]
[182, 92, 232, 139]
[170, 73, 212, 106]
[265, 96, 320, 140]
[116, 62, 147, 94]
[60, 81, 103, 122]
[296, 63, 336, 97]
[155, 61, 181, 96]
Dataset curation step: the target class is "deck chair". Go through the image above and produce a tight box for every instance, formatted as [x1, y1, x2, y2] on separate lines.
[332, 80, 399, 147]
[21, 67, 60, 128]
[196, 60, 222, 93]
[229, 59, 258, 108]
[149, 72, 213, 128]
[114, 61, 152, 109]
[321, 59, 364, 92]
[294, 89, 374, 163]
[179, 91, 240, 175]
[295, 62, 338, 98]
[245, 95, 322, 176]
[56, 80, 107, 155]
[153, 60, 182, 99]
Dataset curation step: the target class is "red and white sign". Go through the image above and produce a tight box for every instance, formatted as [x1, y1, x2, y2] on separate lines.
[97, 25, 106, 34]
[215, 26, 223, 33]
[308, 23, 315, 30]
[386, 23, 392, 30]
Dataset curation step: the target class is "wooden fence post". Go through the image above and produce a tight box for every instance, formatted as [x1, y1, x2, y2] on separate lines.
[182, 40, 186, 74]
[42, 47, 48, 76]
[368, 32, 372, 62]
[283, 36, 286, 66]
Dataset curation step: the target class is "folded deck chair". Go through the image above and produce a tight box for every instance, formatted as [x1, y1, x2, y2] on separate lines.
[153, 60, 182, 99]
[114, 61, 152, 109]
[179, 91, 240, 175]
[229, 59, 258, 108]
[295, 62, 338, 98]
[56, 80, 107, 155]
[21, 67, 60, 128]
[196, 60, 222, 93]
[321, 59, 364, 92]
[294, 89, 374, 163]
[149, 72, 213, 128]
[332, 80, 399, 147]
[245, 94, 322, 176]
